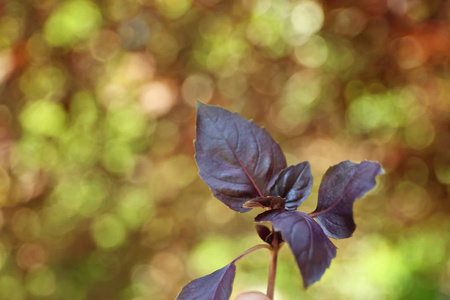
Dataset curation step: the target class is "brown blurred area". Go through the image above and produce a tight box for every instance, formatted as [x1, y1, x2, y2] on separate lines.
[0, 0, 449, 299]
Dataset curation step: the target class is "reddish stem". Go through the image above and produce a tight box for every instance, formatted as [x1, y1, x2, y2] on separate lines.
[266, 226, 280, 300]
[266, 248, 278, 300]
[233, 244, 271, 264]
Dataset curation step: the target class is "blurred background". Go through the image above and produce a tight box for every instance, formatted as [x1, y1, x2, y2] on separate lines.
[0, 0, 449, 299]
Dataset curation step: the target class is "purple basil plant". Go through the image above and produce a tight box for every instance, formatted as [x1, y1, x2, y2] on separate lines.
[177, 102, 383, 300]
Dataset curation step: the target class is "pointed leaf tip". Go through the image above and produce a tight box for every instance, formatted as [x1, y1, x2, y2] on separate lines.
[177, 263, 236, 300]
[313, 160, 383, 239]
[255, 210, 336, 288]
[195, 103, 286, 212]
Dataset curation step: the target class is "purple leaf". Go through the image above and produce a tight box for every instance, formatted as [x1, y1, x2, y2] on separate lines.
[255, 224, 284, 246]
[195, 102, 286, 212]
[255, 210, 337, 288]
[268, 162, 313, 210]
[177, 263, 236, 300]
[255, 224, 271, 242]
[312, 160, 383, 239]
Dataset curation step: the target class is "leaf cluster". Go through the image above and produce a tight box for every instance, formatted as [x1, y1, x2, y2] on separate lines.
[178, 103, 383, 300]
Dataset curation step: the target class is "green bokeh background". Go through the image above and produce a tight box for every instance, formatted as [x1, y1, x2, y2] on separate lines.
[0, 0, 449, 299]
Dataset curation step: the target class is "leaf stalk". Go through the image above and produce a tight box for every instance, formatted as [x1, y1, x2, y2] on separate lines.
[233, 244, 271, 264]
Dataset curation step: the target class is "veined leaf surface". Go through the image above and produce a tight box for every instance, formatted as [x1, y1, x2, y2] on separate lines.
[195, 102, 286, 212]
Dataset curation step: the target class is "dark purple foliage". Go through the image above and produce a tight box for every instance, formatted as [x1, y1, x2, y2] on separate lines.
[268, 162, 313, 211]
[178, 103, 383, 299]
[256, 210, 336, 288]
[177, 263, 236, 300]
[256, 224, 272, 242]
[256, 224, 284, 246]
[312, 160, 384, 239]
[195, 102, 286, 212]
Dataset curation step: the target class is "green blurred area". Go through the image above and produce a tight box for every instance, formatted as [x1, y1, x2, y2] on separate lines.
[0, 0, 449, 299]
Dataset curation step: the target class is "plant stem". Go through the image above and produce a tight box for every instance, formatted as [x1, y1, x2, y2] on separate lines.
[266, 225, 280, 300]
[266, 248, 278, 300]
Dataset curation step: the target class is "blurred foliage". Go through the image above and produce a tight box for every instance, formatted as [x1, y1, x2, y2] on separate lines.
[0, 0, 450, 299]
